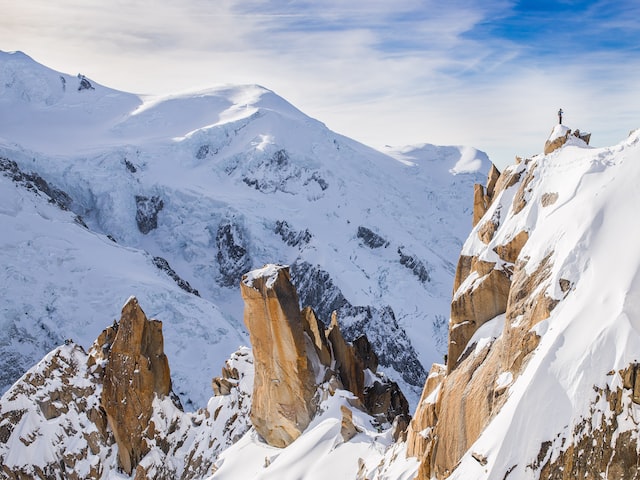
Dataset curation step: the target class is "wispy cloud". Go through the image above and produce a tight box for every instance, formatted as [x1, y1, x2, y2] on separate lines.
[1, 0, 639, 167]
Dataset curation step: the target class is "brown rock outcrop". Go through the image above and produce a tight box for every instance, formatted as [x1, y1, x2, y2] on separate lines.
[472, 164, 502, 227]
[101, 297, 172, 475]
[340, 406, 360, 442]
[486, 164, 500, 198]
[241, 265, 410, 448]
[493, 230, 529, 264]
[406, 363, 445, 461]
[538, 363, 640, 479]
[241, 265, 317, 448]
[327, 312, 366, 401]
[544, 126, 591, 155]
[407, 157, 571, 478]
[448, 262, 511, 372]
[544, 127, 571, 155]
[301, 306, 332, 368]
[472, 184, 490, 227]
[512, 162, 537, 215]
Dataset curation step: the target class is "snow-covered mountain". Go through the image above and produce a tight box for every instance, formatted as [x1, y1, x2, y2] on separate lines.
[0, 50, 489, 409]
[4, 49, 640, 480]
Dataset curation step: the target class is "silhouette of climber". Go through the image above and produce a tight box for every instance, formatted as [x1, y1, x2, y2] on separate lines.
[558, 108, 563, 124]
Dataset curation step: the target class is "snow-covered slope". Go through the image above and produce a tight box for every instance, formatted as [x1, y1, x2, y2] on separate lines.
[0, 50, 489, 408]
[451, 128, 640, 479]
[407, 126, 640, 479]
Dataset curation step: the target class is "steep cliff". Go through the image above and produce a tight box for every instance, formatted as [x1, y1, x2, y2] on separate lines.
[407, 127, 640, 479]
[240, 264, 409, 448]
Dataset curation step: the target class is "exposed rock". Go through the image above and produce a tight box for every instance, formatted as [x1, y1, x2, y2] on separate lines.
[473, 183, 490, 227]
[0, 157, 72, 211]
[340, 405, 360, 442]
[327, 311, 410, 426]
[327, 312, 366, 402]
[472, 163, 501, 227]
[541, 192, 559, 206]
[77, 74, 94, 91]
[486, 164, 501, 198]
[448, 262, 511, 372]
[544, 126, 571, 154]
[240, 265, 317, 448]
[123, 158, 138, 173]
[0, 343, 114, 479]
[407, 155, 574, 478]
[241, 264, 410, 448]
[406, 363, 445, 479]
[301, 306, 332, 368]
[101, 297, 173, 474]
[477, 219, 497, 244]
[290, 261, 349, 322]
[512, 162, 537, 215]
[195, 144, 215, 160]
[492, 230, 529, 264]
[152, 256, 200, 296]
[397, 247, 431, 283]
[240, 148, 328, 194]
[216, 218, 252, 287]
[135, 195, 164, 234]
[363, 379, 410, 425]
[352, 335, 378, 372]
[212, 356, 241, 396]
[274, 220, 312, 247]
[357, 226, 389, 249]
[290, 261, 427, 389]
[538, 364, 640, 479]
[491, 166, 522, 199]
[0, 301, 253, 480]
[544, 125, 591, 155]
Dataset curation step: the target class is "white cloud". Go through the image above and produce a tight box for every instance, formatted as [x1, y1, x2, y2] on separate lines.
[1, 0, 639, 169]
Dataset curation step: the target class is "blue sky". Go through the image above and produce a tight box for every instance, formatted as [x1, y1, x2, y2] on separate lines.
[1, 0, 639, 168]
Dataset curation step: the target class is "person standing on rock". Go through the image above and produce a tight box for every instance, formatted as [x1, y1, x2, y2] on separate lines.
[558, 108, 563, 124]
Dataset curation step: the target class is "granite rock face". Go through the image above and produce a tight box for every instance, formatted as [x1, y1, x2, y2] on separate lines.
[407, 159, 557, 478]
[240, 265, 318, 448]
[241, 264, 410, 447]
[101, 297, 173, 474]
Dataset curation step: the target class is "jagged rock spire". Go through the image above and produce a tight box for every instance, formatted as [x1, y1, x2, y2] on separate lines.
[101, 297, 173, 474]
[240, 265, 318, 448]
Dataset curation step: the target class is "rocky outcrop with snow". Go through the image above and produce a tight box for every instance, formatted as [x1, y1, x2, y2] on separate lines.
[241, 264, 409, 448]
[407, 127, 640, 479]
[543, 124, 591, 155]
[0, 271, 413, 479]
[0, 295, 257, 479]
[100, 297, 174, 474]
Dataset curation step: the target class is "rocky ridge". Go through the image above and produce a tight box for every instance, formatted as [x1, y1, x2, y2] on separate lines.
[0, 297, 254, 479]
[0, 265, 410, 478]
[406, 126, 640, 479]
[241, 264, 409, 447]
